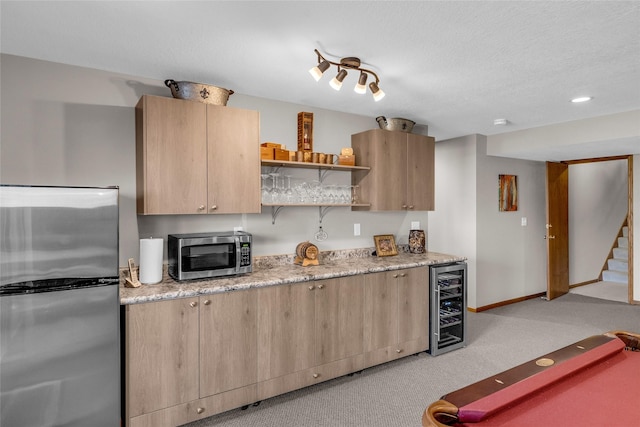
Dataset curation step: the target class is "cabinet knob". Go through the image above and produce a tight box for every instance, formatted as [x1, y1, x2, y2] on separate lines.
[396, 349, 403, 354]
[198, 205, 206, 211]
[317, 284, 324, 289]
[401, 204, 408, 209]
[400, 273, 407, 277]
[203, 300, 211, 305]
[408, 205, 414, 210]
[189, 301, 198, 308]
[393, 274, 399, 278]
[308, 285, 315, 290]
[196, 407, 205, 414]
[312, 373, 319, 379]
[210, 205, 218, 211]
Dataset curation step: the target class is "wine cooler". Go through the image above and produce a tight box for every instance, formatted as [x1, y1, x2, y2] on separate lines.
[429, 262, 467, 356]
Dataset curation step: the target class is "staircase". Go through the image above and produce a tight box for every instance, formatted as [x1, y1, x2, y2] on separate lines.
[601, 226, 629, 284]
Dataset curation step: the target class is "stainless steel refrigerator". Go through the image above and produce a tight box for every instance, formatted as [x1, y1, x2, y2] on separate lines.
[1, 185, 120, 427]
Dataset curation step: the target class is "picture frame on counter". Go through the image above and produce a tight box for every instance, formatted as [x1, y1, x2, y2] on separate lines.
[373, 234, 398, 257]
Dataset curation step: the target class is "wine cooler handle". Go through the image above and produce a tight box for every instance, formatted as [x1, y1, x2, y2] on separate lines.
[434, 287, 440, 338]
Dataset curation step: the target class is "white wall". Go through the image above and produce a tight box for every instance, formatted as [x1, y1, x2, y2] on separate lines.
[428, 135, 477, 306]
[475, 137, 547, 307]
[569, 160, 628, 284]
[0, 54, 429, 265]
[428, 135, 547, 309]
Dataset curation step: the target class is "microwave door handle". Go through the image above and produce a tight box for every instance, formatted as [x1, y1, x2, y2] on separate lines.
[235, 236, 242, 270]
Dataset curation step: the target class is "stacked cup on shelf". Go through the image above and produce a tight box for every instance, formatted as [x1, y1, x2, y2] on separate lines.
[260, 173, 359, 205]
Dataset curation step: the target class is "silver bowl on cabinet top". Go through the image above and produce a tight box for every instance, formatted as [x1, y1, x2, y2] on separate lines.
[164, 79, 234, 106]
[376, 116, 416, 133]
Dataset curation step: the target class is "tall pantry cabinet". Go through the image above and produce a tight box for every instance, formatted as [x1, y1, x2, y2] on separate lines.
[135, 95, 260, 215]
[351, 129, 435, 211]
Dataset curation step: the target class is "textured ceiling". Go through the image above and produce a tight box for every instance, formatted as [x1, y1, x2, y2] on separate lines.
[1, 1, 639, 160]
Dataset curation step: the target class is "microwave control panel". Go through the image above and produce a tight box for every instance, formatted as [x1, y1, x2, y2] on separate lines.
[240, 243, 251, 267]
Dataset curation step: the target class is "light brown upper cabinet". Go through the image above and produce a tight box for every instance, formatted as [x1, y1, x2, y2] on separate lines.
[351, 129, 435, 211]
[135, 95, 260, 214]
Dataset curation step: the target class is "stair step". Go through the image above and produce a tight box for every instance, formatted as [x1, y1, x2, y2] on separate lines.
[607, 258, 628, 272]
[602, 270, 628, 284]
[622, 226, 628, 237]
[618, 236, 628, 249]
[613, 247, 629, 259]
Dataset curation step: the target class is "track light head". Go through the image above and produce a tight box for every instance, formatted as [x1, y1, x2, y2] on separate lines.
[354, 72, 368, 94]
[309, 60, 330, 82]
[330, 69, 348, 91]
[369, 82, 385, 101]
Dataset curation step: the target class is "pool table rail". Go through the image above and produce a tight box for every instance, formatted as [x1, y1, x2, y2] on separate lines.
[422, 330, 640, 427]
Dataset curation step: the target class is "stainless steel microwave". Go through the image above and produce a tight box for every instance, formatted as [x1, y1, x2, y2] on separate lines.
[168, 231, 252, 281]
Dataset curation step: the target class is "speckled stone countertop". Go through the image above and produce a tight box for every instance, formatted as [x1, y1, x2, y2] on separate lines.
[120, 246, 466, 305]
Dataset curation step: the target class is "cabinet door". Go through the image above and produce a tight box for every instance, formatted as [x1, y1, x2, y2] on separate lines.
[200, 290, 257, 397]
[352, 129, 407, 211]
[257, 282, 315, 381]
[125, 298, 199, 418]
[136, 95, 208, 214]
[315, 276, 364, 365]
[207, 105, 261, 214]
[397, 266, 429, 346]
[406, 134, 435, 211]
[363, 270, 398, 352]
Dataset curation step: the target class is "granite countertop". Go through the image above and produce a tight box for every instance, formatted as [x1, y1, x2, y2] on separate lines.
[120, 247, 466, 305]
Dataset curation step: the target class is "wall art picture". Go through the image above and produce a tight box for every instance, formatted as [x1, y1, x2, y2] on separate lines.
[499, 174, 518, 211]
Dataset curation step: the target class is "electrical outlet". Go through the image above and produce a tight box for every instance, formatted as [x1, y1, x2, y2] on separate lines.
[354, 223, 361, 236]
[411, 221, 420, 230]
[521, 217, 527, 227]
[234, 226, 243, 232]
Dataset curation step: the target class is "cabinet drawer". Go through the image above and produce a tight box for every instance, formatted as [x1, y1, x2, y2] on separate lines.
[257, 354, 364, 401]
[129, 384, 257, 427]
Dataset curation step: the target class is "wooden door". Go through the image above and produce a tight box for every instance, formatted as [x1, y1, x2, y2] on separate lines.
[257, 282, 315, 382]
[136, 95, 208, 214]
[125, 298, 199, 418]
[199, 290, 257, 397]
[406, 134, 435, 211]
[314, 276, 364, 365]
[207, 105, 260, 214]
[351, 129, 406, 211]
[397, 267, 430, 345]
[546, 161, 570, 300]
[363, 271, 398, 353]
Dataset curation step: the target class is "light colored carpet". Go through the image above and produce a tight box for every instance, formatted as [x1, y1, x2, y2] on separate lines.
[182, 293, 640, 427]
[570, 281, 629, 303]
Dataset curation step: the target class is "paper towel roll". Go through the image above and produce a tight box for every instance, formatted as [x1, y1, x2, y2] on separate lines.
[139, 237, 163, 284]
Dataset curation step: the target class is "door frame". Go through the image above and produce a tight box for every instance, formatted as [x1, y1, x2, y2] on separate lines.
[547, 155, 634, 303]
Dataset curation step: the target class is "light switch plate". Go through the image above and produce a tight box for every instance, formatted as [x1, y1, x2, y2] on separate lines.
[411, 221, 420, 230]
[354, 223, 361, 236]
[521, 217, 527, 227]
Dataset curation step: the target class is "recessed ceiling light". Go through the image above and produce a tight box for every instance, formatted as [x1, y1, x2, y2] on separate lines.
[493, 118, 508, 126]
[571, 96, 593, 103]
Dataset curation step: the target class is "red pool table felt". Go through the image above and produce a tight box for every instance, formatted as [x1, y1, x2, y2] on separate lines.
[424, 333, 640, 427]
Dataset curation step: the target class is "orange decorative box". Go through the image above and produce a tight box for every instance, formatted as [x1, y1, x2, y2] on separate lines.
[260, 147, 275, 160]
[261, 142, 282, 149]
[338, 155, 355, 166]
[274, 148, 289, 161]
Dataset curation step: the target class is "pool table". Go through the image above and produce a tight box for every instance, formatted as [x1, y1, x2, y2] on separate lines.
[422, 331, 640, 427]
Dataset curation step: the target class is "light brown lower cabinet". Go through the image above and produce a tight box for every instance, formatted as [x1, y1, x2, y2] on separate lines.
[125, 291, 258, 427]
[124, 267, 430, 427]
[257, 276, 364, 401]
[363, 267, 430, 368]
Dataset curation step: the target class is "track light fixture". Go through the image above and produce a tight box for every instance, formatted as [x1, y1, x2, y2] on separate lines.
[309, 49, 385, 101]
